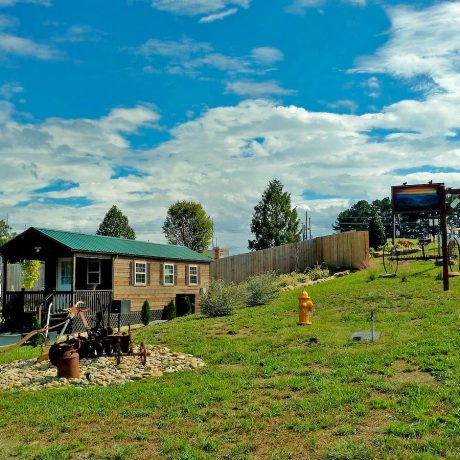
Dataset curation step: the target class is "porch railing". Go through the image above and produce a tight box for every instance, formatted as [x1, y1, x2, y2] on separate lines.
[2, 290, 113, 324]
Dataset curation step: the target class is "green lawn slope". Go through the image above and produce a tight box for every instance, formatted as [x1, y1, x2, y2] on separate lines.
[1, 261, 460, 459]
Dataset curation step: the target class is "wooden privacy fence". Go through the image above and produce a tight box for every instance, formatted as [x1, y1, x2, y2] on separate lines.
[211, 231, 369, 284]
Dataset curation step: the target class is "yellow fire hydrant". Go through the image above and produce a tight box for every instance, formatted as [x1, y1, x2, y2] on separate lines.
[297, 289, 313, 325]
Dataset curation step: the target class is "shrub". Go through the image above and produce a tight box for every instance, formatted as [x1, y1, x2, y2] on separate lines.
[399, 262, 410, 282]
[244, 271, 280, 307]
[141, 300, 151, 325]
[367, 268, 378, 282]
[305, 265, 330, 281]
[30, 316, 43, 347]
[278, 272, 309, 287]
[162, 300, 176, 320]
[201, 280, 245, 317]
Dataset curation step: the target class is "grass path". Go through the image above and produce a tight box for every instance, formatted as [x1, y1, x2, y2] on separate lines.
[1, 262, 460, 459]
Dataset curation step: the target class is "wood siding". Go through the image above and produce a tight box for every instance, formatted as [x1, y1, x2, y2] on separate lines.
[211, 231, 369, 284]
[113, 256, 210, 311]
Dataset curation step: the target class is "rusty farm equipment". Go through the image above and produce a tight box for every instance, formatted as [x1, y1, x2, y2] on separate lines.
[1, 301, 149, 377]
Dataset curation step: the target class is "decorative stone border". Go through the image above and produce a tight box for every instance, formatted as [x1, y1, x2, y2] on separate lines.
[0, 345, 205, 391]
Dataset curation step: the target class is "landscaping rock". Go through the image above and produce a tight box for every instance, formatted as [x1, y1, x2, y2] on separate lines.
[0, 345, 205, 391]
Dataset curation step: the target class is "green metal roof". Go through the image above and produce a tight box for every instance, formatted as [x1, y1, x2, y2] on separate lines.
[34, 228, 211, 262]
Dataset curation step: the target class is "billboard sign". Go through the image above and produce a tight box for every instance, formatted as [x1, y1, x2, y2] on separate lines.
[392, 184, 443, 214]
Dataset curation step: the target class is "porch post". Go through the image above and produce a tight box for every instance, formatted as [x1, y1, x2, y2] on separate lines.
[2, 257, 7, 300]
[72, 254, 76, 305]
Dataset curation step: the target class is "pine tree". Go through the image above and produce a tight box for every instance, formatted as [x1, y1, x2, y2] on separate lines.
[248, 179, 300, 251]
[97, 205, 136, 239]
[141, 300, 151, 326]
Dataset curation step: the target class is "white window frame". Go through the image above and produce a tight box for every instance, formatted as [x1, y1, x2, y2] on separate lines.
[134, 261, 147, 286]
[87, 260, 101, 285]
[188, 265, 198, 286]
[164, 263, 175, 286]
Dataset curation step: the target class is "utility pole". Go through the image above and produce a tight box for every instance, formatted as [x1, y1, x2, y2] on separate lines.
[305, 211, 308, 241]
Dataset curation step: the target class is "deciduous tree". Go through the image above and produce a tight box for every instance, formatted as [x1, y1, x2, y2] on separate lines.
[162, 201, 212, 254]
[0, 219, 15, 246]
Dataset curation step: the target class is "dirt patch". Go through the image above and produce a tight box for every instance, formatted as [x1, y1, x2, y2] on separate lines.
[389, 359, 437, 385]
[358, 409, 394, 437]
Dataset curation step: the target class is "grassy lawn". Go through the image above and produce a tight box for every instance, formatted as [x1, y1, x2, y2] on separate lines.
[1, 261, 460, 459]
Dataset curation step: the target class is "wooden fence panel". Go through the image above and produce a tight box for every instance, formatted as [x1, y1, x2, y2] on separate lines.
[211, 231, 369, 283]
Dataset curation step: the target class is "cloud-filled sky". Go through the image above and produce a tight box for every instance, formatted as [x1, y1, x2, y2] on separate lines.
[1, 0, 460, 254]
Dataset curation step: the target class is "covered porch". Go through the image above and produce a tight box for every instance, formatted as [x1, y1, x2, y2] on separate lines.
[1, 228, 113, 330]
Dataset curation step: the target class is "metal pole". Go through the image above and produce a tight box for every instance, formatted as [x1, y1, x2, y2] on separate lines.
[440, 186, 449, 291]
[370, 310, 375, 342]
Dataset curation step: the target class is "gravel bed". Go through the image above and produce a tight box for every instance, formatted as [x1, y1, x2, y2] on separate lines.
[0, 345, 205, 391]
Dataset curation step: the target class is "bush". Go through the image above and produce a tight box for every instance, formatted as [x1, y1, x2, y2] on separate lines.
[278, 272, 309, 287]
[305, 265, 330, 281]
[141, 300, 151, 325]
[367, 268, 378, 282]
[162, 300, 176, 320]
[201, 280, 245, 317]
[244, 271, 280, 307]
[30, 316, 43, 347]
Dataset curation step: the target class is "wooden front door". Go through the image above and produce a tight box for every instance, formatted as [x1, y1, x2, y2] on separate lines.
[56, 258, 72, 309]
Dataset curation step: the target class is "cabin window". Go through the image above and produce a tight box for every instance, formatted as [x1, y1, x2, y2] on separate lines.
[164, 264, 174, 285]
[189, 265, 198, 286]
[135, 261, 147, 286]
[87, 260, 101, 285]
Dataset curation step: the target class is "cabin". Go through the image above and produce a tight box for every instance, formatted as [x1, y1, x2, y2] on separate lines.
[0, 227, 211, 331]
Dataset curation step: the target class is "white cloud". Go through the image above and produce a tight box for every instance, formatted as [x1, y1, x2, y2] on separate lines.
[150, 0, 249, 16]
[286, 0, 366, 14]
[353, 2, 460, 91]
[0, 81, 23, 99]
[52, 25, 105, 43]
[3, 1, 460, 253]
[225, 80, 296, 96]
[0, 33, 61, 59]
[343, 0, 366, 6]
[285, 0, 324, 15]
[361, 76, 380, 98]
[0, 0, 50, 6]
[250, 47, 284, 65]
[0, 14, 16, 29]
[326, 99, 358, 113]
[133, 38, 282, 79]
[136, 38, 212, 59]
[199, 8, 238, 23]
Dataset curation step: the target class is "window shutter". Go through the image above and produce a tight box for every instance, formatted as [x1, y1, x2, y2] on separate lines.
[160, 263, 164, 285]
[129, 261, 134, 286]
[147, 262, 151, 286]
[185, 265, 189, 286]
[174, 264, 178, 285]
[197, 265, 201, 285]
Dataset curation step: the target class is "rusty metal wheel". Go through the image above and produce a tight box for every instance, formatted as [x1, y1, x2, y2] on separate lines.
[383, 242, 399, 275]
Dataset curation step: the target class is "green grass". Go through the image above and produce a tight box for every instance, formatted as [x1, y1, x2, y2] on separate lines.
[1, 261, 460, 459]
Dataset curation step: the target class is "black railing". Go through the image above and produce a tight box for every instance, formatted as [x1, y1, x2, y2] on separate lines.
[2, 290, 113, 328]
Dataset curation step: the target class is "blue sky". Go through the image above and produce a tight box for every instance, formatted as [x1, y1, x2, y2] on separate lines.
[1, 0, 460, 254]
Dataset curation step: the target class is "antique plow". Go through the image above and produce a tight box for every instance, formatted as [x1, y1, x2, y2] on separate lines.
[48, 306, 148, 366]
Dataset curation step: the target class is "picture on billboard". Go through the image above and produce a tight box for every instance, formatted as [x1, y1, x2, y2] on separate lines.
[392, 184, 443, 214]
